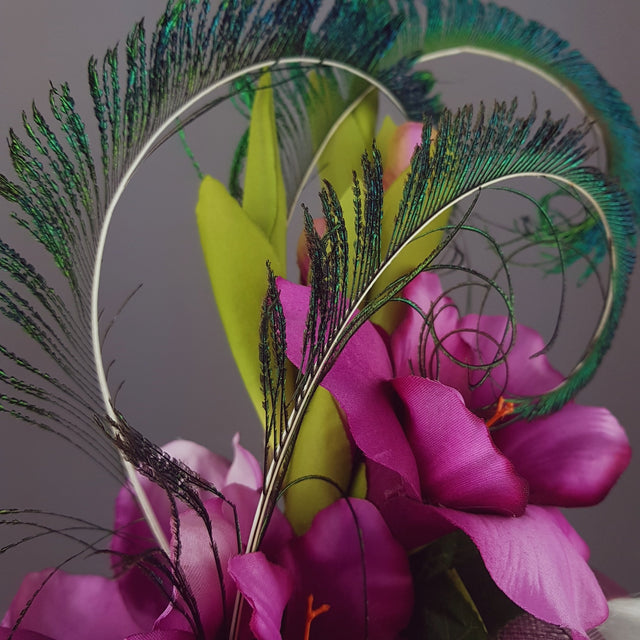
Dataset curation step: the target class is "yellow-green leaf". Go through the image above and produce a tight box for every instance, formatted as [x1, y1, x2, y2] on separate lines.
[316, 85, 378, 204]
[284, 385, 352, 534]
[242, 72, 287, 263]
[349, 460, 367, 499]
[197, 176, 283, 417]
[375, 115, 398, 166]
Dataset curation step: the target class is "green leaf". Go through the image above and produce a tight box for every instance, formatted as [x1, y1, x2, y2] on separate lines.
[316, 81, 379, 209]
[283, 385, 352, 534]
[405, 532, 523, 638]
[404, 566, 488, 639]
[242, 72, 287, 264]
[404, 533, 487, 639]
[196, 176, 284, 416]
[455, 549, 524, 636]
[375, 115, 398, 165]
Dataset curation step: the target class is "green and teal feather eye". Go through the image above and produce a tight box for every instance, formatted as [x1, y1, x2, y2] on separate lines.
[0, 2, 638, 616]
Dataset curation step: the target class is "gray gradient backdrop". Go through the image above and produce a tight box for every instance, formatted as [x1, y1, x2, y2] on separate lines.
[0, 0, 639, 613]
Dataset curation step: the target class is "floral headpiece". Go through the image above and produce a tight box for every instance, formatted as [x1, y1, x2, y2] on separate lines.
[0, 1, 638, 639]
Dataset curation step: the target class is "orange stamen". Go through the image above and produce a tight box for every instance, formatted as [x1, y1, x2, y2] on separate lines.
[485, 396, 515, 428]
[303, 594, 330, 640]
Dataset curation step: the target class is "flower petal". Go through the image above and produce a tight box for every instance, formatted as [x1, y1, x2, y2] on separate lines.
[458, 315, 564, 410]
[228, 552, 293, 640]
[278, 499, 413, 640]
[2, 571, 142, 640]
[113, 439, 232, 557]
[0, 630, 54, 640]
[277, 278, 420, 497]
[493, 404, 630, 507]
[226, 433, 263, 491]
[111, 440, 235, 624]
[126, 633, 194, 640]
[383, 503, 607, 638]
[155, 499, 238, 637]
[392, 376, 528, 515]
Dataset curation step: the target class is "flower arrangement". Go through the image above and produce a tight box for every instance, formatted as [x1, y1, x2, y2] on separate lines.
[0, 1, 639, 639]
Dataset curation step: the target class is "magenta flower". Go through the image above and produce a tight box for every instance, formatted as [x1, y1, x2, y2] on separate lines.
[2, 437, 412, 640]
[277, 273, 631, 639]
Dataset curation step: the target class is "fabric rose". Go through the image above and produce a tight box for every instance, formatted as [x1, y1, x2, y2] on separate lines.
[277, 273, 631, 640]
[2, 437, 412, 640]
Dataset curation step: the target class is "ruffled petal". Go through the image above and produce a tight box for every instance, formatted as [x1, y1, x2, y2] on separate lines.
[384, 503, 606, 639]
[155, 499, 238, 638]
[392, 376, 528, 515]
[2, 570, 142, 640]
[221, 484, 293, 557]
[228, 552, 292, 640]
[111, 439, 235, 624]
[278, 499, 413, 640]
[112, 439, 230, 559]
[458, 315, 564, 410]
[226, 433, 263, 490]
[493, 404, 630, 507]
[277, 278, 420, 497]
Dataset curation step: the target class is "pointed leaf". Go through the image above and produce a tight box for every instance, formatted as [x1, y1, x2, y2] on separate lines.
[242, 72, 287, 263]
[375, 115, 398, 167]
[404, 567, 489, 639]
[284, 385, 352, 534]
[197, 176, 283, 415]
[316, 81, 379, 199]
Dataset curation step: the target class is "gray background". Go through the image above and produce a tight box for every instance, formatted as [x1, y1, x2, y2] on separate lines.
[0, 0, 639, 613]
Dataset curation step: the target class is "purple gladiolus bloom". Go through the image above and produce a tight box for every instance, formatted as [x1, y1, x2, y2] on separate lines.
[277, 273, 631, 640]
[2, 437, 412, 640]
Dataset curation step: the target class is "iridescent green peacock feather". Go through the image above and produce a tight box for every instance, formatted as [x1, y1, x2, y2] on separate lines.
[0, 1, 638, 638]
